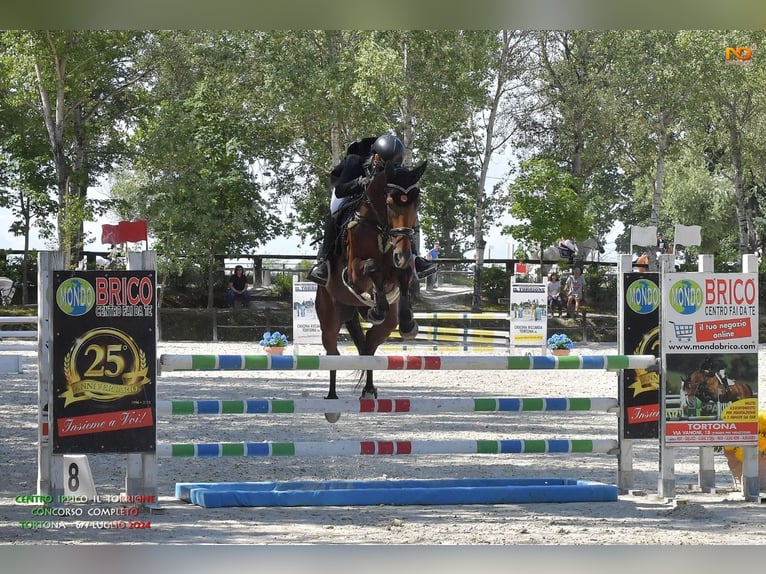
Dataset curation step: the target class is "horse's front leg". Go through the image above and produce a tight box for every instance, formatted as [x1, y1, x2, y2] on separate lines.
[397, 268, 418, 339]
[362, 258, 389, 325]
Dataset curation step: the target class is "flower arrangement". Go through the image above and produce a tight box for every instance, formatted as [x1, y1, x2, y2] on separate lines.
[547, 333, 574, 351]
[723, 409, 766, 462]
[259, 330, 289, 348]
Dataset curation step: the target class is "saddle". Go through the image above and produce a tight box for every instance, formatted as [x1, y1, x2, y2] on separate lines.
[334, 197, 400, 308]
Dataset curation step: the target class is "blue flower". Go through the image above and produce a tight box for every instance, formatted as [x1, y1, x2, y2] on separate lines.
[260, 330, 289, 347]
[547, 333, 574, 350]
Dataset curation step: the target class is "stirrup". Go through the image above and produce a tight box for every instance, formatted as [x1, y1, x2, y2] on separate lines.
[307, 261, 329, 286]
[415, 258, 437, 279]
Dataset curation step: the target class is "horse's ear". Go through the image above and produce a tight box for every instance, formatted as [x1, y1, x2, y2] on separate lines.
[413, 160, 427, 182]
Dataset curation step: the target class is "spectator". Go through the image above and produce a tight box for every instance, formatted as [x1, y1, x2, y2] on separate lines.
[425, 242, 440, 289]
[227, 265, 251, 309]
[546, 272, 564, 317]
[564, 267, 586, 318]
[657, 232, 668, 254]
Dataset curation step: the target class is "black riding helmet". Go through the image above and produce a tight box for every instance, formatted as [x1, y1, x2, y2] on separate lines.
[372, 134, 404, 166]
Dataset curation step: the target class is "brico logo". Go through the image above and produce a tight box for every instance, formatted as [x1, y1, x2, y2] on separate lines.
[725, 46, 754, 64]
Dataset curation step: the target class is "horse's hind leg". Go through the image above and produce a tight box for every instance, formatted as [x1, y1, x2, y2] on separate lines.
[360, 369, 376, 399]
[358, 312, 398, 399]
[346, 314, 377, 400]
[316, 287, 343, 423]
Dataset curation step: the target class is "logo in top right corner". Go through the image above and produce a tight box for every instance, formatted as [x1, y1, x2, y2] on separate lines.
[725, 46, 755, 64]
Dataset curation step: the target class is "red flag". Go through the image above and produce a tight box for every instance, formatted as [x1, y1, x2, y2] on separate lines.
[101, 220, 148, 244]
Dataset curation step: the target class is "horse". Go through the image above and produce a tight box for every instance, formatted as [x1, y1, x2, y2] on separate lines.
[682, 368, 754, 415]
[532, 237, 605, 278]
[315, 159, 427, 422]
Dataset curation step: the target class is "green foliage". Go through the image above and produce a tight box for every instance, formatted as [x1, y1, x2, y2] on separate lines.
[4, 30, 766, 284]
[503, 158, 593, 252]
[481, 266, 510, 302]
[271, 273, 292, 298]
[0, 252, 37, 284]
[582, 265, 617, 310]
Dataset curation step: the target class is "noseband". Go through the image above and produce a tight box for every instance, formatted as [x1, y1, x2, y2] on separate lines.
[383, 183, 418, 240]
[356, 182, 418, 244]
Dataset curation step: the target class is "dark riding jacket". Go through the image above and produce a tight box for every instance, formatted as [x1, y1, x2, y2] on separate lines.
[331, 154, 372, 198]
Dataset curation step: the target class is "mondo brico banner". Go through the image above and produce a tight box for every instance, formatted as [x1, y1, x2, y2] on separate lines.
[52, 271, 157, 453]
[622, 273, 660, 439]
[662, 272, 759, 446]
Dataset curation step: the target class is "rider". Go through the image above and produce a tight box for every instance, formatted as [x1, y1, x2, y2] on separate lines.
[306, 134, 437, 286]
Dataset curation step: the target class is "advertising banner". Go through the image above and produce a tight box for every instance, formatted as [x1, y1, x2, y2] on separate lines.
[662, 272, 759, 446]
[622, 273, 660, 439]
[509, 282, 547, 348]
[52, 271, 157, 453]
[292, 281, 321, 344]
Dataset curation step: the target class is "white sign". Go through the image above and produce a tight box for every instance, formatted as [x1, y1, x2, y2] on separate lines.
[292, 281, 322, 344]
[663, 272, 758, 352]
[509, 281, 547, 348]
[661, 272, 759, 446]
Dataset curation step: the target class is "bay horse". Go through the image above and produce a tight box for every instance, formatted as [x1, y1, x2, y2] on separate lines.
[315, 159, 427, 422]
[682, 368, 754, 414]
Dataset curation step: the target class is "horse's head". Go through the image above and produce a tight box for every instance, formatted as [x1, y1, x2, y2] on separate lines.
[364, 160, 426, 270]
[687, 369, 723, 403]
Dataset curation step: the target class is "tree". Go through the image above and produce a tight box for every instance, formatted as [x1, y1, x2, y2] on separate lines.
[2, 30, 151, 266]
[691, 30, 766, 256]
[464, 30, 531, 309]
[111, 31, 282, 307]
[503, 158, 593, 280]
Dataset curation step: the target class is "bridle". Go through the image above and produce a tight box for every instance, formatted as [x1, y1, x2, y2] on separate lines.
[351, 181, 418, 252]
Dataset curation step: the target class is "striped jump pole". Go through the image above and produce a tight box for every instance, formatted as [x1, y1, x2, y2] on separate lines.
[157, 396, 619, 416]
[342, 344, 509, 353]
[412, 312, 510, 320]
[157, 438, 619, 458]
[357, 323, 509, 341]
[0, 331, 37, 338]
[386, 332, 508, 345]
[159, 354, 657, 372]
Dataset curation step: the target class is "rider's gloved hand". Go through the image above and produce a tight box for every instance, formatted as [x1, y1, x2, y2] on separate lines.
[357, 175, 370, 189]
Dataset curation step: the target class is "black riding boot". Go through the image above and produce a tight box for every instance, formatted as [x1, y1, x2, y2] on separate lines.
[307, 216, 338, 286]
[414, 256, 437, 279]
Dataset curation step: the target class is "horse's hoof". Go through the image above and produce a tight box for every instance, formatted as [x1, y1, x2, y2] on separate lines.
[367, 309, 385, 325]
[399, 322, 418, 340]
[361, 388, 377, 400]
[325, 396, 340, 423]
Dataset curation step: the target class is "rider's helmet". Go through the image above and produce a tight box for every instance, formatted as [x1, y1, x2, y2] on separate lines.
[371, 135, 404, 166]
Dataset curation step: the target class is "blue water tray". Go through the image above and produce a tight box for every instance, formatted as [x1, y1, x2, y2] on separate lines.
[175, 477, 618, 508]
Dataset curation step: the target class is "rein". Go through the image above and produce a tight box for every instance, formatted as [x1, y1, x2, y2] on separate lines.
[354, 182, 417, 247]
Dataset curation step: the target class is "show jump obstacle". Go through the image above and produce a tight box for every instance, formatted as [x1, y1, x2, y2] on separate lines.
[36, 249, 657, 507]
[40, 249, 758, 506]
[157, 352, 649, 507]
